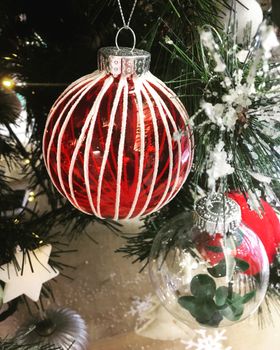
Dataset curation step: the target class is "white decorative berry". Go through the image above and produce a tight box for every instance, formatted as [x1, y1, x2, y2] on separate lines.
[220, 0, 263, 45]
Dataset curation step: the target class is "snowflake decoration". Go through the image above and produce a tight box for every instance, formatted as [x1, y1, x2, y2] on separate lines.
[127, 294, 162, 334]
[127, 294, 156, 319]
[182, 329, 232, 350]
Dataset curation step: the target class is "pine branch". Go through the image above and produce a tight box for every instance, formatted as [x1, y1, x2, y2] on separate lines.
[118, 14, 280, 270]
[272, 0, 280, 27]
[117, 186, 194, 267]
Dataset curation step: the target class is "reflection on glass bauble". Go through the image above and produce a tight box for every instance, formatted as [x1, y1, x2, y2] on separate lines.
[149, 212, 269, 328]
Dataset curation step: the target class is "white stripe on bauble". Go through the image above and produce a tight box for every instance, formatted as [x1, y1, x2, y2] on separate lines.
[125, 77, 146, 219]
[96, 77, 125, 218]
[54, 73, 106, 208]
[44, 70, 101, 131]
[145, 75, 182, 206]
[114, 79, 129, 220]
[68, 75, 114, 214]
[146, 72, 194, 203]
[51, 71, 101, 111]
[45, 74, 104, 189]
[136, 84, 160, 217]
[142, 80, 174, 215]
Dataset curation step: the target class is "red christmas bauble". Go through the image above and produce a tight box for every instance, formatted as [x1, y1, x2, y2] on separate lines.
[228, 192, 280, 263]
[197, 230, 264, 275]
[43, 47, 194, 219]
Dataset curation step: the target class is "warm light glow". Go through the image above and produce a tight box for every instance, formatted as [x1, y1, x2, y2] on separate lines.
[32, 232, 43, 244]
[2, 77, 15, 89]
[28, 191, 35, 202]
[28, 196, 35, 202]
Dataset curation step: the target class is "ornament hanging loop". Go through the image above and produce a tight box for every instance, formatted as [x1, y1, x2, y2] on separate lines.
[116, 0, 138, 51]
[115, 26, 136, 52]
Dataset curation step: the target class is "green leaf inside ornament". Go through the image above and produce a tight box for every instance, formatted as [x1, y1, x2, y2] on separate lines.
[207, 260, 227, 278]
[215, 286, 229, 307]
[235, 258, 250, 272]
[220, 294, 244, 321]
[204, 311, 223, 327]
[195, 299, 218, 324]
[178, 274, 257, 326]
[221, 304, 244, 321]
[221, 291, 251, 321]
[178, 296, 196, 316]
[190, 274, 216, 299]
[241, 290, 256, 304]
[205, 245, 223, 253]
[178, 295, 223, 327]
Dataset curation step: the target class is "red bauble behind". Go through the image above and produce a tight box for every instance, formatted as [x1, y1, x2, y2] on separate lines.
[197, 230, 264, 275]
[228, 192, 280, 263]
[43, 67, 193, 220]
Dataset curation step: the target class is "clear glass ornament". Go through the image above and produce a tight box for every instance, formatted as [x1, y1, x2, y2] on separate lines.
[149, 195, 269, 328]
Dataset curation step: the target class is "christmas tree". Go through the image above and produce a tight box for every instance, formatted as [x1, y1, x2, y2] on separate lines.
[0, 0, 280, 348]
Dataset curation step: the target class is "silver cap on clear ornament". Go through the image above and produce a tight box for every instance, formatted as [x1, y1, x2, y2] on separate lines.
[98, 47, 151, 77]
[194, 193, 241, 235]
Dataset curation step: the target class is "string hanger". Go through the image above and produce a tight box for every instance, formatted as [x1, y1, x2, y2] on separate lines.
[115, 0, 138, 51]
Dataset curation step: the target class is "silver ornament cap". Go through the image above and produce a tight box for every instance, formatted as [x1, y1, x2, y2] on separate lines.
[98, 46, 151, 77]
[194, 193, 241, 235]
[16, 308, 88, 350]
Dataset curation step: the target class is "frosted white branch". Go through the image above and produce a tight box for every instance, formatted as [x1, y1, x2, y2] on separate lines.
[207, 141, 234, 189]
